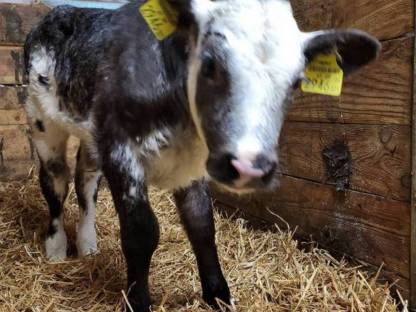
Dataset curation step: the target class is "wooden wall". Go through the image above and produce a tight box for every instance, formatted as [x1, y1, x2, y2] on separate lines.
[214, 0, 415, 301]
[0, 3, 50, 180]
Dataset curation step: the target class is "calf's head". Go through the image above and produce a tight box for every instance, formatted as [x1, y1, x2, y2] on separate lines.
[173, 0, 381, 191]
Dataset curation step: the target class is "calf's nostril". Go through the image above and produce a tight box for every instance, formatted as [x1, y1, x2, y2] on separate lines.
[206, 153, 239, 183]
[261, 162, 277, 184]
[254, 154, 277, 174]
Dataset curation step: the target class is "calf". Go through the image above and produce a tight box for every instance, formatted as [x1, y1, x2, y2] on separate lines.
[24, 0, 380, 310]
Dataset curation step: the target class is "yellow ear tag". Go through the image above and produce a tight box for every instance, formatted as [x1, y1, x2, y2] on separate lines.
[139, 0, 178, 41]
[301, 53, 344, 97]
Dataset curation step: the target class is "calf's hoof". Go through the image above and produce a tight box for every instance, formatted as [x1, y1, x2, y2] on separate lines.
[76, 221, 98, 257]
[76, 233, 98, 257]
[45, 230, 68, 261]
[124, 300, 151, 312]
[124, 287, 152, 312]
[202, 276, 231, 310]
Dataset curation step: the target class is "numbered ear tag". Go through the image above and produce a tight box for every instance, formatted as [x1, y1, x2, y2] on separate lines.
[301, 53, 344, 97]
[139, 0, 178, 41]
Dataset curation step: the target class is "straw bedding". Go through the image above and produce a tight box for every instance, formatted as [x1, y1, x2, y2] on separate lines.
[0, 171, 403, 311]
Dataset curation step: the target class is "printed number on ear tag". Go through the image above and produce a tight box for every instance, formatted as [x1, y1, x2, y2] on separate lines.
[301, 54, 344, 97]
[140, 0, 178, 41]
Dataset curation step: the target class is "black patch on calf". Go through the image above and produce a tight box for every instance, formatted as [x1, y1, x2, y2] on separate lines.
[35, 119, 45, 132]
[322, 140, 352, 191]
[46, 159, 67, 176]
[194, 33, 232, 152]
[39, 163, 64, 236]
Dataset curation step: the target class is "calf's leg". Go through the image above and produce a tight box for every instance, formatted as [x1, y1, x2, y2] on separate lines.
[173, 179, 231, 308]
[102, 144, 159, 312]
[31, 120, 70, 261]
[75, 141, 102, 256]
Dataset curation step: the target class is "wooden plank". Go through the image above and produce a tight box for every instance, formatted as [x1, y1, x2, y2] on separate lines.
[410, 7, 416, 309]
[212, 174, 410, 281]
[0, 108, 27, 125]
[0, 46, 24, 84]
[279, 122, 411, 201]
[0, 125, 32, 161]
[0, 85, 27, 109]
[291, 0, 414, 41]
[288, 37, 413, 125]
[0, 3, 50, 45]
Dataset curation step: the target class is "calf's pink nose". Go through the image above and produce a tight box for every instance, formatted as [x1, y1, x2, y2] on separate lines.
[231, 159, 264, 182]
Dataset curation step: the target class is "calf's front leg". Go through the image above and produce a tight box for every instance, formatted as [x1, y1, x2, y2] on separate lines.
[174, 179, 231, 308]
[102, 146, 159, 312]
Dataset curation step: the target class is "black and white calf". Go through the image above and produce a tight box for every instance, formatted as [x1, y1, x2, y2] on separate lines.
[24, 0, 380, 310]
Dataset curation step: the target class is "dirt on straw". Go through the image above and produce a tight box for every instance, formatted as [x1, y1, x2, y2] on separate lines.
[0, 173, 404, 311]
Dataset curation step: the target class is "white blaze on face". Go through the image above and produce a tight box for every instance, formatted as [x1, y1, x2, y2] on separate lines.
[187, 0, 306, 158]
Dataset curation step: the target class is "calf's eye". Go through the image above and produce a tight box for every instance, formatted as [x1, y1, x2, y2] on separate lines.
[200, 53, 217, 81]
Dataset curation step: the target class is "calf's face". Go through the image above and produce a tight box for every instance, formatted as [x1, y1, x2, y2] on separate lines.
[183, 0, 380, 192]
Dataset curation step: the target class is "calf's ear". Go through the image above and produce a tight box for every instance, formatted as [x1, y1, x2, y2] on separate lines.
[166, 0, 216, 29]
[302, 29, 381, 75]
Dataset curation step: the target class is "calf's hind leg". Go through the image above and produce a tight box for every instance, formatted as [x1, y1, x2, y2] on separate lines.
[31, 120, 70, 261]
[75, 141, 102, 257]
[174, 179, 231, 308]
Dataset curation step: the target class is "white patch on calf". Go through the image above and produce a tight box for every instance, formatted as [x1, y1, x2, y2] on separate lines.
[45, 218, 68, 261]
[136, 128, 171, 157]
[111, 142, 144, 182]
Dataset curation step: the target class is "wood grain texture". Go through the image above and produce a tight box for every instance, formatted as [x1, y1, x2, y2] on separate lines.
[0, 125, 32, 161]
[291, 0, 414, 41]
[0, 85, 27, 109]
[410, 6, 416, 308]
[213, 174, 410, 281]
[0, 108, 27, 125]
[0, 3, 50, 45]
[0, 46, 24, 84]
[279, 122, 411, 201]
[288, 37, 413, 125]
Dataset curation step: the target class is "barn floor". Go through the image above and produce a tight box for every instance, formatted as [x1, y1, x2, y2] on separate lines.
[0, 173, 403, 311]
